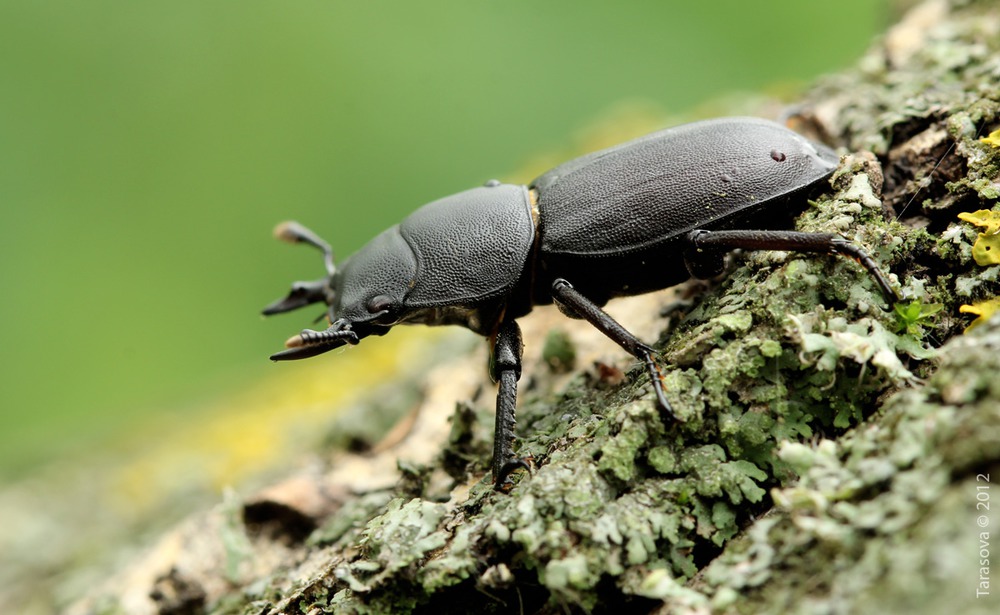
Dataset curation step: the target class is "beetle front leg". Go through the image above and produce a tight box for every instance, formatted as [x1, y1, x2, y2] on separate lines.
[551, 279, 677, 422]
[490, 319, 531, 490]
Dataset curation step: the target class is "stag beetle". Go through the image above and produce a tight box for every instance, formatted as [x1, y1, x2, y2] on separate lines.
[263, 117, 899, 490]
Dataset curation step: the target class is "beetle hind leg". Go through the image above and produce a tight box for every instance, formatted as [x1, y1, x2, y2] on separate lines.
[685, 229, 900, 305]
[551, 279, 677, 422]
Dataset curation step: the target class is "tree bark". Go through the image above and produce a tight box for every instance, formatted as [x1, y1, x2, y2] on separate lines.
[68, 1, 1000, 613]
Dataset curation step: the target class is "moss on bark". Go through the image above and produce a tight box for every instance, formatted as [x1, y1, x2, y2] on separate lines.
[69, 1, 1000, 613]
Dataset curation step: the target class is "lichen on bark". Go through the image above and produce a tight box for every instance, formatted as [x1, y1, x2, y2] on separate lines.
[68, 1, 1000, 614]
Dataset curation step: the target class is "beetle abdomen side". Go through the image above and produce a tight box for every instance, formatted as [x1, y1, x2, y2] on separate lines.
[533, 117, 838, 258]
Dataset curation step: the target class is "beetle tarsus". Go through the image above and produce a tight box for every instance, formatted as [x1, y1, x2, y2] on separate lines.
[638, 344, 677, 422]
[495, 457, 532, 492]
[828, 237, 902, 304]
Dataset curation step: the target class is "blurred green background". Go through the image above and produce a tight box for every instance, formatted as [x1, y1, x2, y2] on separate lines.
[0, 1, 890, 481]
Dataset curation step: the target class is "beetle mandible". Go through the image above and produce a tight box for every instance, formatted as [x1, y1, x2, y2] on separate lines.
[263, 117, 899, 490]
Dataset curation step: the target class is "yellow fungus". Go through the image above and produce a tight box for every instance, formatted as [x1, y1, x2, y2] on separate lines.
[980, 129, 1000, 148]
[956, 209, 1000, 266]
[960, 297, 1000, 332]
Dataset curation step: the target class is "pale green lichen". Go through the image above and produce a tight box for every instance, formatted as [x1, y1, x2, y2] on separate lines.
[309, 491, 393, 547]
[335, 497, 449, 595]
[142, 4, 1000, 613]
[693, 317, 1000, 615]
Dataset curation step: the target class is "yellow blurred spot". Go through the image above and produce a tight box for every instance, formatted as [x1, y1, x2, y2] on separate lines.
[980, 129, 1000, 148]
[960, 297, 1000, 332]
[110, 327, 450, 517]
[957, 209, 1000, 266]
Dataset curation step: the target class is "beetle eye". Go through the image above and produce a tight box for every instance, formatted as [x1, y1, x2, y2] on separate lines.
[367, 295, 394, 314]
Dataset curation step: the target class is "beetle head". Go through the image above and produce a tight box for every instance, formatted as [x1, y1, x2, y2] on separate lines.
[263, 221, 415, 361]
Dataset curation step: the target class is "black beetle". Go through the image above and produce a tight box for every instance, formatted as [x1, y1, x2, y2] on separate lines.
[263, 117, 899, 490]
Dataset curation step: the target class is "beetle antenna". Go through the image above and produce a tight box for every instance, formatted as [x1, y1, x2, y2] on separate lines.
[274, 221, 337, 276]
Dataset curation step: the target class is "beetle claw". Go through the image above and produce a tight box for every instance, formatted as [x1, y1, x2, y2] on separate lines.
[270, 344, 339, 361]
[262, 279, 328, 316]
[494, 457, 532, 492]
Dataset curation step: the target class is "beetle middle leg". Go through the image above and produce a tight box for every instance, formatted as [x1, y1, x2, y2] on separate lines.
[490, 319, 531, 490]
[551, 279, 677, 421]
